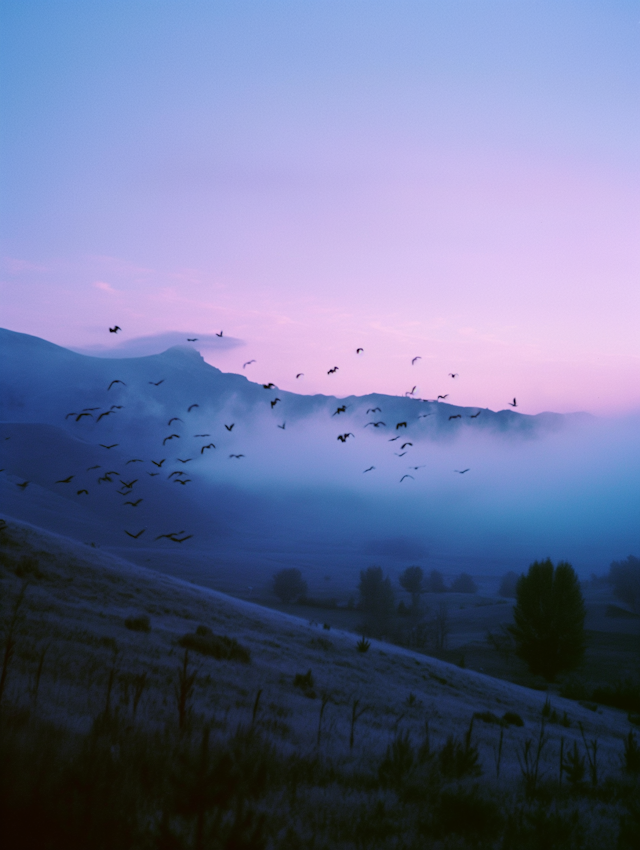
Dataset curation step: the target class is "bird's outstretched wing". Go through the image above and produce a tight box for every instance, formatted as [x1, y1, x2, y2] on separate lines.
[411, 356, 421, 365]
[124, 529, 145, 539]
[363, 466, 375, 473]
[454, 469, 470, 474]
[100, 444, 118, 449]
[225, 423, 235, 431]
[187, 404, 199, 412]
[149, 379, 165, 385]
[108, 380, 126, 390]
[400, 474, 414, 481]
[243, 360, 256, 368]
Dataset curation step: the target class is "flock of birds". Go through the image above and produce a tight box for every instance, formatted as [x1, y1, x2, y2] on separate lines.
[8, 326, 521, 545]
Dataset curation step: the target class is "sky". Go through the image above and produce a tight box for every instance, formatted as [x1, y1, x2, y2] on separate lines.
[1, 1, 639, 415]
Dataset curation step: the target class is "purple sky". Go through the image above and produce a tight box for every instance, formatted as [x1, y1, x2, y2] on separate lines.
[1, 1, 638, 414]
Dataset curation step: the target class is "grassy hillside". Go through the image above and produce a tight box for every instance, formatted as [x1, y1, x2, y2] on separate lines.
[1, 516, 638, 848]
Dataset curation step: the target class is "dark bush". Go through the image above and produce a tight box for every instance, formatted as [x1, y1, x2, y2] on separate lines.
[503, 712, 524, 727]
[124, 614, 150, 633]
[438, 722, 481, 779]
[272, 568, 307, 603]
[378, 731, 415, 788]
[433, 787, 503, 841]
[356, 636, 371, 653]
[473, 710, 502, 725]
[503, 806, 584, 850]
[591, 678, 640, 713]
[451, 572, 478, 593]
[178, 628, 250, 663]
[293, 670, 314, 693]
[623, 731, 640, 774]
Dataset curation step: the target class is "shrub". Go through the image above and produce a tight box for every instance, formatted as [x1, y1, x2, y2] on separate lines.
[356, 636, 370, 653]
[473, 710, 502, 725]
[591, 678, 640, 713]
[433, 787, 503, 841]
[399, 566, 424, 609]
[438, 721, 481, 779]
[378, 731, 415, 788]
[503, 712, 524, 727]
[272, 568, 307, 603]
[293, 670, 315, 697]
[451, 572, 478, 593]
[178, 628, 250, 663]
[508, 559, 585, 681]
[623, 731, 640, 774]
[562, 741, 585, 786]
[124, 614, 150, 633]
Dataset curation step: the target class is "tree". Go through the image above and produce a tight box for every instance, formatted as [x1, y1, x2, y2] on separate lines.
[358, 566, 395, 635]
[451, 573, 477, 594]
[508, 559, 585, 681]
[498, 571, 520, 598]
[399, 566, 424, 610]
[426, 570, 447, 593]
[272, 568, 307, 603]
[607, 555, 640, 612]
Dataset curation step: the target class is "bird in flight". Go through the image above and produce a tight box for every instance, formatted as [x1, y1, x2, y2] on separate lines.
[151, 459, 166, 467]
[110, 405, 123, 410]
[65, 412, 77, 419]
[109, 325, 121, 333]
[469, 411, 481, 418]
[356, 348, 364, 354]
[216, 330, 223, 337]
[87, 465, 100, 471]
[388, 435, 401, 442]
[395, 451, 407, 457]
[147, 472, 159, 477]
[187, 404, 199, 412]
[100, 443, 118, 449]
[277, 422, 286, 430]
[411, 357, 421, 365]
[296, 373, 304, 379]
[437, 394, 448, 401]
[97, 411, 113, 421]
[449, 373, 459, 378]
[171, 534, 193, 543]
[200, 443, 216, 453]
[396, 422, 407, 429]
[364, 421, 386, 428]
[401, 442, 412, 449]
[177, 458, 192, 464]
[225, 423, 235, 431]
[16, 481, 29, 489]
[149, 379, 165, 386]
[108, 380, 126, 390]
[187, 338, 198, 342]
[163, 434, 180, 445]
[83, 407, 100, 412]
[98, 474, 113, 483]
[194, 434, 210, 437]
[363, 466, 375, 473]
[55, 476, 74, 484]
[168, 471, 185, 479]
[366, 407, 381, 414]
[124, 499, 143, 507]
[333, 405, 347, 415]
[508, 398, 518, 408]
[243, 360, 256, 368]
[77, 489, 89, 495]
[448, 415, 462, 421]
[263, 382, 275, 389]
[155, 531, 184, 540]
[455, 469, 470, 474]
[75, 412, 93, 421]
[336, 433, 354, 442]
[400, 474, 414, 482]
[168, 417, 182, 425]
[270, 398, 281, 408]
[406, 386, 417, 396]
[229, 453, 245, 458]
[327, 366, 339, 375]
[126, 459, 143, 464]
[174, 478, 191, 485]
[120, 479, 138, 489]
[124, 529, 145, 539]
[408, 465, 425, 470]
[419, 413, 435, 419]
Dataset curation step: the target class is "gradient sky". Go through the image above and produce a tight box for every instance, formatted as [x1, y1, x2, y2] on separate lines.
[1, 1, 639, 414]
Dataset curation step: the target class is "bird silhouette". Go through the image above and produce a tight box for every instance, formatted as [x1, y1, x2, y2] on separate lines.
[395, 422, 407, 429]
[162, 434, 180, 445]
[363, 466, 375, 473]
[124, 499, 143, 507]
[366, 407, 381, 414]
[469, 411, 481, 418]
[411, 357, 421, 365]
[149, 379, 165, 385]
[100, 444, 118, 449]
[75, 412, 93, 421]
[187, 338, 198, 342]
[194, 434, 210, 437]
[356, 348, 364, 354]
[147, 472, 160, 477]
[168, 471, 185, 479]
[263, 383, 275, 389]
[151, 459, 166, 467]
[124, 529, 145, 539]
[97, 411, 113, 421]
[65, 412, 77, 419]
[448, 415, 462, 421]
[395, 451, 407, 457]
[270, 398, 280, 408]
[174, 478, 192, 484]
[98, 475, 113, 484]
[225, 423, 235, 431]
[155, 531, 184, 540]
[120, 479, 137, 489]
[401, 442, 412, 449]
[408, 465, 425, 470]
[216, 330, 223, 337]
[16, 481, 29, 489]
[108, 380, 126, 390]
[295, 373, 304, 379]
[171, 534, 193, 543]
[509, 398, 518, 407]
[83, 407, 100, 411]
[449, 373, 459, 378]
[327, 367, 339, 375]
[277, 422, 286, 430]
[388, 435, 401, 442]
[177, 458, 192, 463]
[109, 325, 121, 333]
[243, 360, 256, 368]
[77, 489, 89, 495]
[87, 465, 100, 471]
[400, 474, 414, 482]
[126, 459, 143, 464]
[364, 421, 386, 428]
[200, 443, 216, 453]
[336, 433, 354, 442]
[406, 386, 417, 396]
[110, 405, 123, 410]
[55, 475, 74, 483]
[455, 469, 470, 474]
[168, 417, 182, 426]
[187, 404, 199, 412]
[229, 454, 244, 458]
[333, 405, 347, 415]
[419, 413, 435, 419]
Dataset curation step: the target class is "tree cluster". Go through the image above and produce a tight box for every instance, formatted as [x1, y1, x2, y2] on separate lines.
[607, 555, 640, 612]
